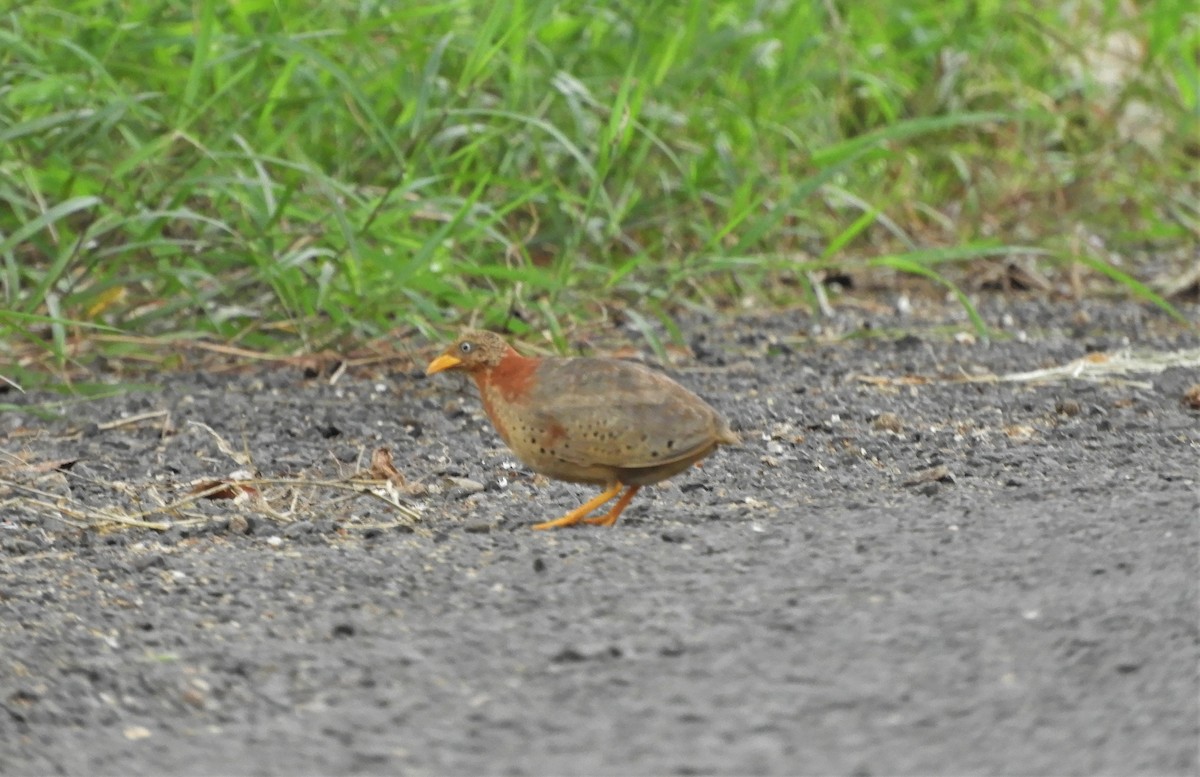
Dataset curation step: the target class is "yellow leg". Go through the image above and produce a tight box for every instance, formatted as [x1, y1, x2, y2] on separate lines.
[582, 485, 640, 527]
[531, 482, 623, 530]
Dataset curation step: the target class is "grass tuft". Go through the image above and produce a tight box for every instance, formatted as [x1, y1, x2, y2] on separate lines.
[2, 0, 1195, 384]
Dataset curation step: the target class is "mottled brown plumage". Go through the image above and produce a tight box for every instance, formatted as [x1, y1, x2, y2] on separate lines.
[425, 330, 738, 529]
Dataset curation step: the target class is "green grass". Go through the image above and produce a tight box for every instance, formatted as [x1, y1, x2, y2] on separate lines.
[2, 0, 1196, 381]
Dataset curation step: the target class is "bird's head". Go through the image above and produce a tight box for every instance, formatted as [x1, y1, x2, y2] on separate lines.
[425, 330, 513, 376]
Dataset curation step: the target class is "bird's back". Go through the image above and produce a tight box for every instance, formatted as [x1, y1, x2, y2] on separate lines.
[487, 357, 735, 484]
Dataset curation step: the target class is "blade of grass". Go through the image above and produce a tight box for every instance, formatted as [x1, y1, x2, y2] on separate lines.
[871, 255, 989, 337]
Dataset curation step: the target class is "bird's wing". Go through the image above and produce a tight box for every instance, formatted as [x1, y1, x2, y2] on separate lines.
[529, 359, 722, 469]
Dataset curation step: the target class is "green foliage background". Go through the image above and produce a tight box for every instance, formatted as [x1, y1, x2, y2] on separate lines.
[2, 0, 1196, 364]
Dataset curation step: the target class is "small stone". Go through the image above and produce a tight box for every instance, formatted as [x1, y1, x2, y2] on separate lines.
[227, 515, 252, 535]
[872, 412, 904, 433]
[134, 553, 167, 572]
[550, 643, 621, 663]
[1183, 384, 1200, 410]
[1055, 399, 1082, 417]
[181, 684, 207, 709]
[552, 646, 586, 663]
[903, 465, 954, 487]
[445, 477, 485, 493]
[283, 521, 315, 539]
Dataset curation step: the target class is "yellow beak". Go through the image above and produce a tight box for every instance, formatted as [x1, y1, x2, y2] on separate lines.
[425, 353, 463, 375]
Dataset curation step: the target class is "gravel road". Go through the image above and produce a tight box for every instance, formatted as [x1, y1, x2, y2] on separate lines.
[2, 299, 1197, 775]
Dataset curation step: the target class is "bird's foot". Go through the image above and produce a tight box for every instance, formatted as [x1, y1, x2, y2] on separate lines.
[531, 483, 623, 530]
[531, 513, 586, 530]
[580, 485, 640, 527]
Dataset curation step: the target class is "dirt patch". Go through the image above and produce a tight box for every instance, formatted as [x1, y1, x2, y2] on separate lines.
[2, 299, 1197, 775]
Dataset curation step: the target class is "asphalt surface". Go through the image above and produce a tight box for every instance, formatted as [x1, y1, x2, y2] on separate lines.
[2, 299, 1198, 775]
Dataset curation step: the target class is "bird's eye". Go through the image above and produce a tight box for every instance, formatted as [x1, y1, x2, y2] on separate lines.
[459, 342, 473, 354]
